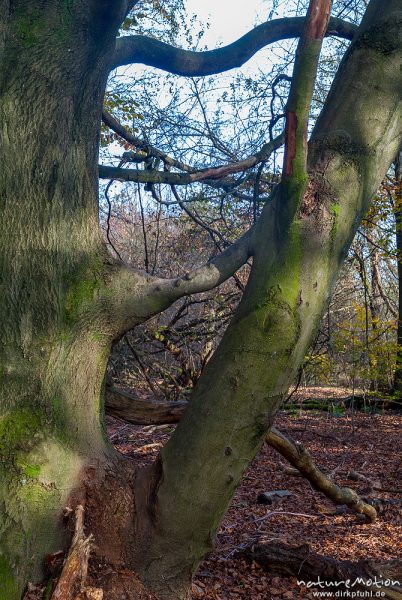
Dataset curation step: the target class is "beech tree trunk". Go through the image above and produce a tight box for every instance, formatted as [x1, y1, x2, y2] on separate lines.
[0, 1, 133, 595]
[0, 2, 401, 600]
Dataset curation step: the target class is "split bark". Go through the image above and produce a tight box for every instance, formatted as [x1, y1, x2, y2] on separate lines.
[51, 506, 103, 600]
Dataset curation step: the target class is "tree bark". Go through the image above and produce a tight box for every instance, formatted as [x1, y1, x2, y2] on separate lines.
[131, 3, 402, 598]
[0, 3, 253, 596]
[0, 1, 131, 595]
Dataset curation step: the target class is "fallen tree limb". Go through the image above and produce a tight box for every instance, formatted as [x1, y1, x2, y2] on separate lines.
[266, 427, 377, 521]
[346, 469, 381, 493]
[105, 386, 187, 425]
[242, 541, 402, 600]
[51, 506, 103, 600]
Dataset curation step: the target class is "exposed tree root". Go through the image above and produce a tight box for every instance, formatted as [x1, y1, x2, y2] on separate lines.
[266, 427, 377, 521]
[242, 540, 402, 600]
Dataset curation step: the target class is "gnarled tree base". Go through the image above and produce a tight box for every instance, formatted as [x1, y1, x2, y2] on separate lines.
[23, 459, 159, 600]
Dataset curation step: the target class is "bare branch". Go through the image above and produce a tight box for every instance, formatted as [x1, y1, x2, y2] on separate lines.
[111, 16, 357, 74]
[103, 226, 254, 335]
[102, 110, 194, 173]
[98, 132, 284, 186]
[154, 226, 253, 297]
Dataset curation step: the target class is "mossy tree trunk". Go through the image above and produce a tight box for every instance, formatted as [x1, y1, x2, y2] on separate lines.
[0, 1, 133, 595]
[0, 1, 401, 600]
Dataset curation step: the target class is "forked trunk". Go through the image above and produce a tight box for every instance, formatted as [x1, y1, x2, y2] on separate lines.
[131, 3, 402, 597]
[0, 1, 401, 600]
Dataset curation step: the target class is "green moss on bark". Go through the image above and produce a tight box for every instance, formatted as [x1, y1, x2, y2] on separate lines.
[14, 11, 44, 46]
[20, 464, 41, 479]
[278, 220, 302, 306]
[0, 556, 19, 600]
[0, 408, 44, 456]
[63, 253, 112, 327]
[64, 277, 99, 323]
[329, 201, 340, 245]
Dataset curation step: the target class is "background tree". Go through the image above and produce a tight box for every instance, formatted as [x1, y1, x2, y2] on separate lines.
[393, 152, 402, 392]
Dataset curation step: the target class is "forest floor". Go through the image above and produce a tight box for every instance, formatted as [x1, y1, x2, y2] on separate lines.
[107, 386, 402, 600]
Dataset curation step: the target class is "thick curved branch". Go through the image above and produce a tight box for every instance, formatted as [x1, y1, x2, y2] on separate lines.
[147, 225, 254, 298]
[111, 16, 357, 74]
[98, 132, 284, 186]
[126, 0, 140, 13]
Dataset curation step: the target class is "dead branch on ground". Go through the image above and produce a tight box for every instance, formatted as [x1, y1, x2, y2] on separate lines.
[51, 505, 103, 600]
[266, 427, 377, 521]
[242, 540, 402, 600]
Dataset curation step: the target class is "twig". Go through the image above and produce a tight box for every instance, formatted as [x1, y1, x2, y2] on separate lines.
[253, 510, 317, 523]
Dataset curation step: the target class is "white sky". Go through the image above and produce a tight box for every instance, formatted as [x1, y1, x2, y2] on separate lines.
[185, 0, 270, 46]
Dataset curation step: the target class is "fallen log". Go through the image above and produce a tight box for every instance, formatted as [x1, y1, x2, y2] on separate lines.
[242, 540, 402, 600]
[344, 395, 402, 410]
[105, 386, 187, 425]
[266, 427, 377, 521]
[346, 469, 381, 492]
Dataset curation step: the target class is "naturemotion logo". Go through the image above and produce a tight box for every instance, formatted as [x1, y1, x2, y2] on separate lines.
[297, 576, 401, 598]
